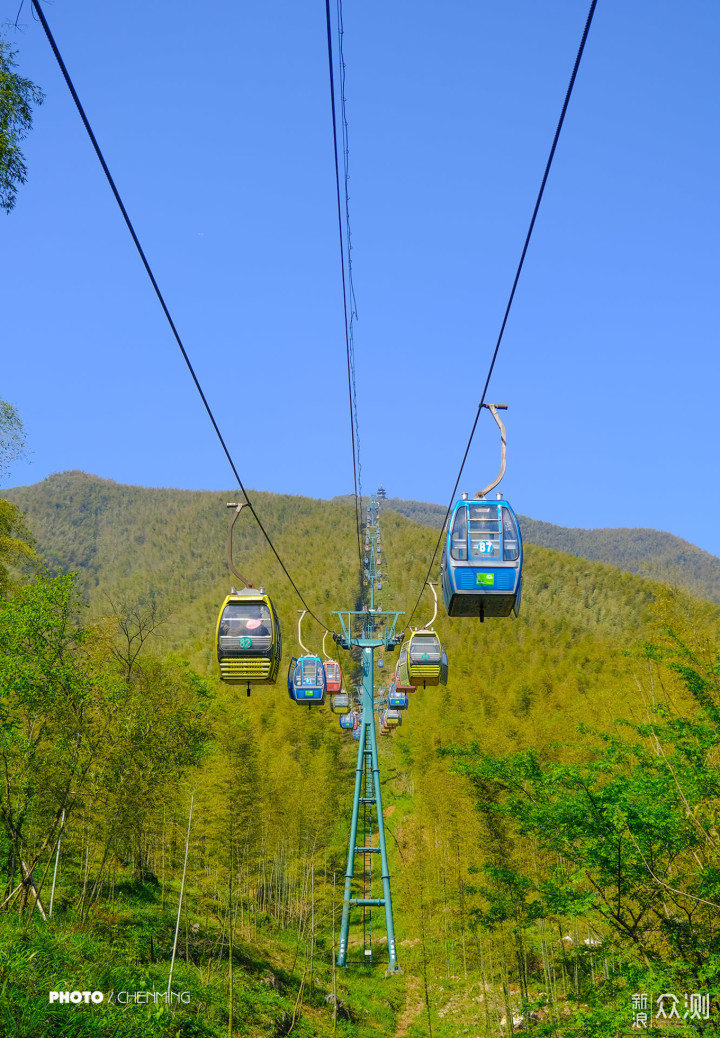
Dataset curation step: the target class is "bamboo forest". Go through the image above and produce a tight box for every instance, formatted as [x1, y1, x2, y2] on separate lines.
[1, 470, 719, 1036]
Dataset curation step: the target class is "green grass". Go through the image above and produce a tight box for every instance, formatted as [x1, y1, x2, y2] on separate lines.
[0, 878, 412, 1038]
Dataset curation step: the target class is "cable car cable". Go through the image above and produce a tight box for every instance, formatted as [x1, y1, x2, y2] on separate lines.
[335, 0, 364, 525]
[32, 0, 331, 632]
[324, 0, 363, 567]
[403, 0, 598, 630]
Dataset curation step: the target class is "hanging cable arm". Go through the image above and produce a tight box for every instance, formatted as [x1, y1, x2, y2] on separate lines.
[226, 503, 253, 587]
[476, 404, 507, 499]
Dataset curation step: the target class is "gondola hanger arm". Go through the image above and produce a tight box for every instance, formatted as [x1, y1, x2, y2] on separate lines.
[298, 610, 312, 656]
[226, 502, 253, 587]
[475, 404, 508, 500]
[424, 582, 438, 629]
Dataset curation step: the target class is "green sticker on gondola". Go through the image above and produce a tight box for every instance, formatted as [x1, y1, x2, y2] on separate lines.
[476, 572, 494, 587]
[239, 636, 253, 648]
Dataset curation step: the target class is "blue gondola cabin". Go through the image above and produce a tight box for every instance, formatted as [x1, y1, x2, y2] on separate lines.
[388, 687, 409, 710]
[441, 496, 522, 619]
[288, 656, 326, 705]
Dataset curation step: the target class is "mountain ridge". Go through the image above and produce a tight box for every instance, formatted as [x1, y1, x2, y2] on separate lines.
[6, 472, 719, 604]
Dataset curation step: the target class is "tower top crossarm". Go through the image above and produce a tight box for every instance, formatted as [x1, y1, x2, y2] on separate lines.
[333, 610, 403, 650]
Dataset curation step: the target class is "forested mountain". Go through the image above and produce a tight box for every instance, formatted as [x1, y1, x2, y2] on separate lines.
[373, 494, 720, 604]
[2, 470, 720, 1036]
[11, 474, 719, 611]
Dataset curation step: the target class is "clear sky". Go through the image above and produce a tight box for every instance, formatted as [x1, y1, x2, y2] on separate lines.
[3, 1, 719, 554]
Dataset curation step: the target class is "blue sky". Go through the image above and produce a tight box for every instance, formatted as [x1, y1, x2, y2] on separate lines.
[3, 1, 719, 555]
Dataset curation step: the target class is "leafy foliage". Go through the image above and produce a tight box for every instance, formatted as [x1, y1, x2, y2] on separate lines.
[0, 399, 27, 481]
[0, 37, 44, 213]
[445, 597, 720, 1029]
[0, 497, 36, 592]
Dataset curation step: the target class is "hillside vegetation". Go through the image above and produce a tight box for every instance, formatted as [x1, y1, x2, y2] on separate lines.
[2, 471, 720, 1036]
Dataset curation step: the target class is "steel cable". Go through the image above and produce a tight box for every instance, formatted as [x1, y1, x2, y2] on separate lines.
[32, 0, 330, 631]
[324, 0, 364, 568]
[404, 0, 599, 630]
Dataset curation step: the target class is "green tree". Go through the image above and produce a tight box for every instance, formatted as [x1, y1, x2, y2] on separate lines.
[0, 573, 119, 914]
[445, 616, 720, 1028]
[0, 499, 36, 592]
[0, 36, 44, 213]
[0, 573, 212, 916]
[0, 399, 27, 481]
[0, 400, 36, 589]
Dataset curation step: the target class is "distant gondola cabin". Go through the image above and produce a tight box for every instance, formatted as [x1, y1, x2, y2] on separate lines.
[393, 662, 415, 694]
[288, 656, 326, 704]
[388, 687, 409, 710]
[396, 629, 448, 688]
[441, 496, 522, 618]
[216, 589, 282, 686]
[324, 660, 343, 693]
[385, 708, 402, 727]
[330, 691, 351, 714]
